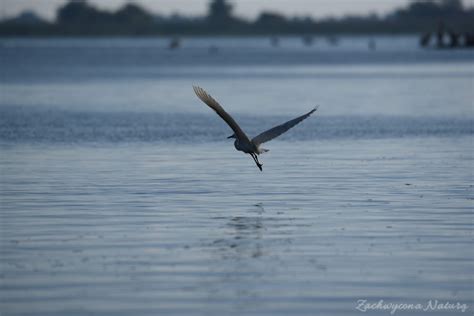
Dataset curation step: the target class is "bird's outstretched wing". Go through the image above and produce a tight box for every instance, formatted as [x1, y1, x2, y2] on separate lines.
[252, 107, 318, 145]
[193, 86, 250, 142]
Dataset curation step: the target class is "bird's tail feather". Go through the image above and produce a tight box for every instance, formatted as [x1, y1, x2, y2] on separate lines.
[258, 148, 269, 154]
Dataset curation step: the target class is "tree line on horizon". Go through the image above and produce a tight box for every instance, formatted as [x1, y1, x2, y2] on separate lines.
[0, 0, 473, 37]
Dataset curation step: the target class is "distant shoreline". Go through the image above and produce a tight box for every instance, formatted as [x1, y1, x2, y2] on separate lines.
[1, 0, 472, 39]
[0, 33, 423, 39]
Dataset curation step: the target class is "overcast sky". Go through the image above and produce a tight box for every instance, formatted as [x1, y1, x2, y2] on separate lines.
[1, 0, 419, 21]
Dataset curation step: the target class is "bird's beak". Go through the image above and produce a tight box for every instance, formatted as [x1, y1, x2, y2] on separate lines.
[227, 134, 235, 139]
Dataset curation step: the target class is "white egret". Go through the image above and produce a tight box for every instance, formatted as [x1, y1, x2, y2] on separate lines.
[193, 86, 318, 171]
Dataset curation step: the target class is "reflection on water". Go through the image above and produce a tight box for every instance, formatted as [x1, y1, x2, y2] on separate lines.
[209, 207, 268, 310]
[215, 204, 266, 260]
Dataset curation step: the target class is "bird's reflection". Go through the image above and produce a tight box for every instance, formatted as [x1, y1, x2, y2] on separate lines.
[227, 216, 263, 258]
[206, 203, 269, 311]
[205, 203, 302, 311]
[213, 203, 266, 259]
[253, 202, 265, 214]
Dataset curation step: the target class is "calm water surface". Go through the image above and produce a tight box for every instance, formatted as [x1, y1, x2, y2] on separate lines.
[0, 36, 473, 315]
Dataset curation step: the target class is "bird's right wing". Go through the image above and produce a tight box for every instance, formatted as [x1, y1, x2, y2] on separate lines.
[252, 107, 318, 145]
[193, 86, 250, 141]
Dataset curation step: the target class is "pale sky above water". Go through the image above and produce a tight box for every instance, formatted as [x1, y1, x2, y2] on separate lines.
[1, 0, 415, 21]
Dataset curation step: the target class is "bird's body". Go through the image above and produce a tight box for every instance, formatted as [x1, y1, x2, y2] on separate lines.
[233, 138, 263, 154]
[193, 86, 317, 171]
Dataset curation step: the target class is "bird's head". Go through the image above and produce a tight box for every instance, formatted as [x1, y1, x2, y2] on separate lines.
[227, 133, 236, 139]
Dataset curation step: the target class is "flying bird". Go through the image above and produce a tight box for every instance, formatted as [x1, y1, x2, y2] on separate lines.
[193, 86, 318, 171]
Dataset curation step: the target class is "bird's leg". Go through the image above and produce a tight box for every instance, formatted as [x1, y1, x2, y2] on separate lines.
[250, 153, 257, 163]
[250, 153, 263, 171]
[254, 154, 263, 168]
[253, 155, 263, 171]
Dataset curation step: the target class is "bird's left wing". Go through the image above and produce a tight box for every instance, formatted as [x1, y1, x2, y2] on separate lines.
[252, 107, 318, 145]
[193, 86, 250, 142]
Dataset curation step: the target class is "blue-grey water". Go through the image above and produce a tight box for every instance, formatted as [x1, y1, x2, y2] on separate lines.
[0, 36, 473, 316]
